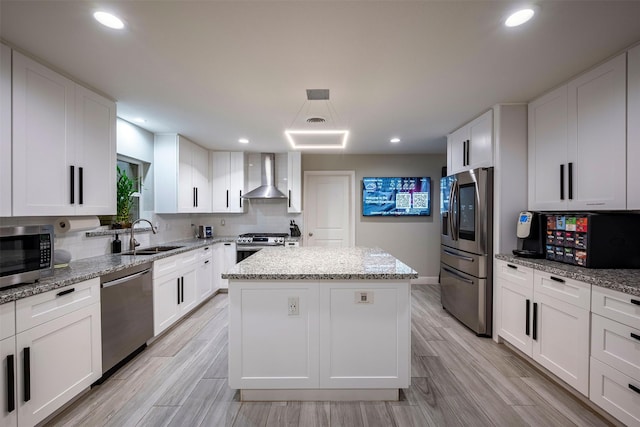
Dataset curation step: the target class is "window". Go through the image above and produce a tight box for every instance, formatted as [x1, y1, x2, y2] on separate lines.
[117, 156, 143, 222]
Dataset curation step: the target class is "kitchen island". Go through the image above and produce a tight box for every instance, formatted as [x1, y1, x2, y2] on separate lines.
[222, 246, 417, 401]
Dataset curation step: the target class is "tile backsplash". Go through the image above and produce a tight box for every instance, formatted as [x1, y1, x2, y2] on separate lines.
[0, 201, 302, 261]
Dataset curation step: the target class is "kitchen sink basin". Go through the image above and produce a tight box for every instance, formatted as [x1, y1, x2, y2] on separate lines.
[122, 245, 184, 255]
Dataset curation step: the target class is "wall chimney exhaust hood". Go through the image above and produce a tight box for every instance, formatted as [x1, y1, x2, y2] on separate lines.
[242, 153, 288, 199]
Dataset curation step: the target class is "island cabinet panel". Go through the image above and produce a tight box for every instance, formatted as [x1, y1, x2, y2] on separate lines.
[319, 283, 410, 388]
[228, 282, 320, 389]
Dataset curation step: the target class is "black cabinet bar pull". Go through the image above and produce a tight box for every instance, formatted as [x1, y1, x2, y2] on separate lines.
[224, 243, 231, 246]
[23, 347, 30, 402]
[560, 164, 565, 200]
[239, 190, 242, 208]
[631, 299, 640, 306]
[196, 187, 198, 207]
[507, 264, 517, 270]
[56, 288, 75, 297]
[193, 187, 196, 207]
[181, 277, 184, 303]
[78, 167, 83, 205]
[204, 260, 210, 264]
[631, 332, 640, 342]
[70, 165, 75, 204]
[466, 140, 470, 166]
[532, 303, 538, 341]
[288, 190, 292, 208]
[177, 278, 181, 305]
[525, 299, 531, 336]
[462, 141, 466, 166]
[7, 354, 15, 412]
[567, 162, 573, 200]
[630, 384, 640, 395]
[226, 190, 229, 208]
[549, 276, 565, 283]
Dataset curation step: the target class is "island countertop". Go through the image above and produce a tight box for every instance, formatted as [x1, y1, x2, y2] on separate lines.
[223, 246, 418, 281]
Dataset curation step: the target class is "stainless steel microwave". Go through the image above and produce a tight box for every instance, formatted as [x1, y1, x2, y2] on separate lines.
[0, 225, 54, 288]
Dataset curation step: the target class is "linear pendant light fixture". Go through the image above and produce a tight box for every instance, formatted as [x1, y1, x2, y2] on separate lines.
[285, 89, 349, 149]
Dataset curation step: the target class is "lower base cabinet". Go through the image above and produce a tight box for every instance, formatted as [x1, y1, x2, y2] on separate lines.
[1, 335, 17, 427]
[229, 280, 410, 391]
[496, 260, 590, 396]
[590, 357, 640, 426]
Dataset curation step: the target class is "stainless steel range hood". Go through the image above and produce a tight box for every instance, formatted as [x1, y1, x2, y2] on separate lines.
[242, 153, 288, 199]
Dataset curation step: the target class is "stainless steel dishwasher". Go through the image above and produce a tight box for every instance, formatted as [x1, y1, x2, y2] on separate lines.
[100, 262, 153, 378]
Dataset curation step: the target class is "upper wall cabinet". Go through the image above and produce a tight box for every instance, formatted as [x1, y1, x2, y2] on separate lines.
[628, 45, 640, 210]
[447, 109, 493, 175]
[529, 53, 627, 211]
[210, 151, 246, 213]
[0, 45, 11, 217]
[12, 51, 116, 216]
[287, 151, 302, 213]
[154, 134, 211, 213]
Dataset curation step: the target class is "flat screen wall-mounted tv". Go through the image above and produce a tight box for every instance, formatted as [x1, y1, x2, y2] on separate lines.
[362, 177, 431, 216]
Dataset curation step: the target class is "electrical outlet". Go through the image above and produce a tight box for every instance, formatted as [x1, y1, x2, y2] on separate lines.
[355, 291, 374, 304]
[221, 219, 225, 226]
[288, 297, 299, 316]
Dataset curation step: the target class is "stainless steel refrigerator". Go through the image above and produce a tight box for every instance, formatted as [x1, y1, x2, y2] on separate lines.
[440, 167, 493, 336]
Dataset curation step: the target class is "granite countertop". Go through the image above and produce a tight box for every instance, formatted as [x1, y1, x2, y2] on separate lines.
[0, 236, 238, 304]
[223, 246, 418, 281]
[495, 254, 640, 297]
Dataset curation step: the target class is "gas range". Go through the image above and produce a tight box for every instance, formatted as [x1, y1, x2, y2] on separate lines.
[236, 233, 288, 246]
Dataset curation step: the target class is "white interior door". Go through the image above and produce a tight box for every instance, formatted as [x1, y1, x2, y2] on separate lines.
[304, 171, 355, 247]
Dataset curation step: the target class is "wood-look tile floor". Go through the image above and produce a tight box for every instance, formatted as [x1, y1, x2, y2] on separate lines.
[46, 285, 613, 427]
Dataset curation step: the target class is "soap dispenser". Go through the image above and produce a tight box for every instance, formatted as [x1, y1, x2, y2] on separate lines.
[112, 234, 122, 254]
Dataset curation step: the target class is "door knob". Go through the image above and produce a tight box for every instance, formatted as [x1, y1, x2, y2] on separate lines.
[309, 232, 313, 237]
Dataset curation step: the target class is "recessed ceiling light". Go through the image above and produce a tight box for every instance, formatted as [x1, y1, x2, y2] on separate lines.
[238, 138, 249, 144]
[93, 11, 125, 30]
[390, 137, 401, 143]
[133, 117, 146, 124]
[505, 8, 535, 27]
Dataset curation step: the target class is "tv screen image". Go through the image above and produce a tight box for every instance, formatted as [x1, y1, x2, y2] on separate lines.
[362, 177, 431, 216]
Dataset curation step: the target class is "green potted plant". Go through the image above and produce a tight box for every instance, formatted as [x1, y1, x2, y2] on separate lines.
[114, 166, 138, 228]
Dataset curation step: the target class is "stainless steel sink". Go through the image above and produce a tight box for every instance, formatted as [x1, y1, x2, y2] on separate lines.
[122, 245, 184, 255]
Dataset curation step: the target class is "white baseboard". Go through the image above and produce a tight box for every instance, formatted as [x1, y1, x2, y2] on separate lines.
[411, 276, 439, 285]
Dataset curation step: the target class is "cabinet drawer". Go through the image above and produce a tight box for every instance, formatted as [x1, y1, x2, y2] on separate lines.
[180, 249, 199, 266]
[592, 286, 640, 330]
[591, 313, 640, 381]
[495, 261, 533, 289]
[533, 271, 590, 310]
[590, 357, 640, 427]
[0, 301, 15, 340]
[16, 278, 99, 333]
[199, 246, 212, 259]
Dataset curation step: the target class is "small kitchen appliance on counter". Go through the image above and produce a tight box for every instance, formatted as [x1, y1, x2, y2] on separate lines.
[290, 220, 301, 237]
[197, 225, 214, 238]
[0, 224, 54, 288]
[512, 211, 545, 258]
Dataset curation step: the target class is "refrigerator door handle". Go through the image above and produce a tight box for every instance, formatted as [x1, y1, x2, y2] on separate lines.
[443, 248, 474, 262]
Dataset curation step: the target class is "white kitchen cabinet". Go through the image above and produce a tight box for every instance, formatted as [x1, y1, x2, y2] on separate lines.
[12, 51, 116, 217]
[447, 109, 493, 174]
[213, 242, 236, 290]
[628, 44, 640, 210]
[0, 44, 11, 217]
[287, 151, 302, 213]
[210, 151, 246, 213]
[495, 261, 591, 396]
[496, 261, 534, 355]
[590, 286, 640, 426]
[9, 279, 101, 427]
[229, 282, 320, 389]
[319, 283, 410, 389]
[528, 53, 627, 211]
[154, 134, 210, 213]
[196, 246, 214, 302]
[1, 302, 16, 427]
[152, 250, 202, 336]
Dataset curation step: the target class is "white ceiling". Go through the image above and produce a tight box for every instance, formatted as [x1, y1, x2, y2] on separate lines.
[2, 1, 640, 154]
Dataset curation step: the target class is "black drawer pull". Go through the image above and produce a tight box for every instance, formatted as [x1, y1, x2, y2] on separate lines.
[56, 288, 75, 297]
[23, 347, 30, 402]
[224, 243, 231, 246]
[507, 264, 517, 270]
[630, 383, 640, 395]
[7, 354, 15, 412]
[631, 332, 640, 342]
[549, 276, 565, 283]
[204, 260, 210, 264]
[631, 299, 640, 306]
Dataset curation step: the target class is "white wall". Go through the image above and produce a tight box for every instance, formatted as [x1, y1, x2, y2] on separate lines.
[302, 153, 446, 280]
